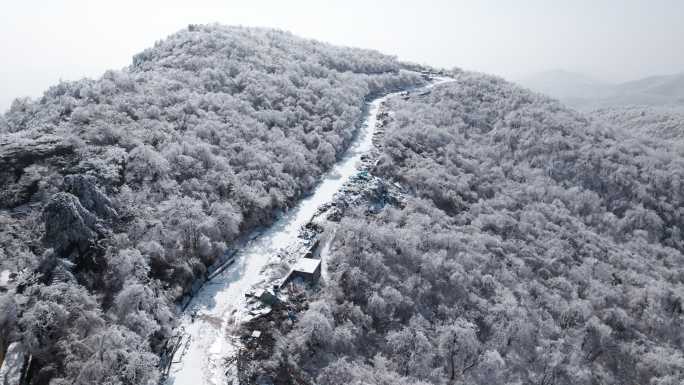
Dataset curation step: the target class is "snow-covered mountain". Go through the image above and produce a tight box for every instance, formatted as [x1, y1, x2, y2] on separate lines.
[0, 24, 427, 385]
[247, 70, 684, 385]
[2, 24, 684, 385]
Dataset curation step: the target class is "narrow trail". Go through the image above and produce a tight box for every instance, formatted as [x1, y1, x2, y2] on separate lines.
[165, 75, 453, 385]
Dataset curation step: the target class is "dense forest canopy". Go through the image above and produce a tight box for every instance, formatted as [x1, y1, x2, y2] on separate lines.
[0, 25, 425, 384]
[2, 22, 683, 385]
[262, 72, 684, 385]
[589, 106, 684, 145]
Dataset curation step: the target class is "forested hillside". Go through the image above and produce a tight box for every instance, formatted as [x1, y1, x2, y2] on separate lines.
[264, 72, 684, 384]
[589, 106, 684, 144]
[0, 24, 424, 384]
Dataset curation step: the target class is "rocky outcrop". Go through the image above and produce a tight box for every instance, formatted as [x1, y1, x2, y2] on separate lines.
[63, 175, 117, 219]
[0, 135, 74, 208]
[42, 192, 107, 258]
[0, 135, 73, 177]
[0, 342, 26, 385]
[0, 166, 43, 208]
[0, 135, 72, 169]
[39, 175, 116, 277]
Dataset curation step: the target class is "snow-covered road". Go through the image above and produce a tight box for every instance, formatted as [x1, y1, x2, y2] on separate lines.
[165, 76, 453, 385]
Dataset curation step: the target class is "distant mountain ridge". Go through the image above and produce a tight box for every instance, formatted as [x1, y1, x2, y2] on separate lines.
[518, 70, 684, 110]
[517, 69, 609, 98]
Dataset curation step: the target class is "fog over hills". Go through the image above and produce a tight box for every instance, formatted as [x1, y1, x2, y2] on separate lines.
[518, 70, 684, 110]
[517, 70, 611, 100]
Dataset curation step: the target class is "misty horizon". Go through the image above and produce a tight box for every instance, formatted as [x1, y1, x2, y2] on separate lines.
[2, 0, 684, 111]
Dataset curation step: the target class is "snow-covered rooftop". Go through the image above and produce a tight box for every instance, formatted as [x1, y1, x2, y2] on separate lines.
[292, 258, 320, 274]
[0, 270, 10, 287]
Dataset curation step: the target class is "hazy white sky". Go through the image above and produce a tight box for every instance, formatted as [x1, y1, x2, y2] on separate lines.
[2, 0, 683, 111]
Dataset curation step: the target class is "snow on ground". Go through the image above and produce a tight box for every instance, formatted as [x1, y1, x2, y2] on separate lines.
[166, 93, 389, 385]
[165, 76, 454, 385]
[0, 270, 10, 287]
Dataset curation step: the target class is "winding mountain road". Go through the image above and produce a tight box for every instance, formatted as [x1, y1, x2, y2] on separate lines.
[165, 75, 453, 385]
